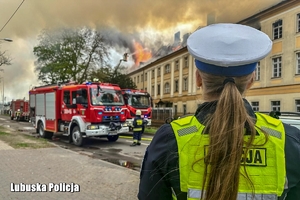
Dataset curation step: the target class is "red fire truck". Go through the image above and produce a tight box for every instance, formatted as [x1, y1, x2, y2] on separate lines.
[10, 99, 30, 121]
[29, 81, 129, 146]
[121, 89, 152, 129]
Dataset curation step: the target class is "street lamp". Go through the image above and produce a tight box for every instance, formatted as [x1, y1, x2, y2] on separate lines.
[0, 38, 13, 42]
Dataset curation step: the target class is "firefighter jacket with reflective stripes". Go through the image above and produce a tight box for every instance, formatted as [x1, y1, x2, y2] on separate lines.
[170, 113, 286, 200]
[133, 116, 144, 132]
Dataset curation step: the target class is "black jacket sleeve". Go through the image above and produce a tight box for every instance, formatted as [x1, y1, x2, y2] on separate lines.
[279, 123, 300, 200]
[138, 124, 177, 200]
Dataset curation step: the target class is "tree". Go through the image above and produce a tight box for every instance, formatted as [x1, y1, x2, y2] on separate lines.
[89, 65, 137, 89]
[33, 27, 110, 84]
[0, 47, 12, 67]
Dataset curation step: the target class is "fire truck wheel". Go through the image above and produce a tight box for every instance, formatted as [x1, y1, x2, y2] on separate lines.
[107, 135, 119, 142]
[72, 126, 84, 146]
[38, 122, 53, 139]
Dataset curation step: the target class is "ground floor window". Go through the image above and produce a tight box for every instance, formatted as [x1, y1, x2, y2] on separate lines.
[271, 101, 280, 111]
[251, 101, 259, 111]
[296, 100, 300, 112]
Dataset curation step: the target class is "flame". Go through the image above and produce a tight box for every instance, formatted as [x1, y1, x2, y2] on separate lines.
[133, 41, 152, 66]
[172, 45, 181, 52]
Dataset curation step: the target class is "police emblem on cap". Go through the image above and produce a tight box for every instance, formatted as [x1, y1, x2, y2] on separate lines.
[187, 23, 272, 76]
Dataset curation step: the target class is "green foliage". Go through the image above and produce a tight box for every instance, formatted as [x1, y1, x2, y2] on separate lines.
[89, 65, 137, 89]
[33, 27, 110, 84]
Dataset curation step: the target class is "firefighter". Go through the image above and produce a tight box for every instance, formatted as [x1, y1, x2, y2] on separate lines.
[130, 109, 144, 146]
[138, 24, 300, 200]
[16, 109, 21, 121]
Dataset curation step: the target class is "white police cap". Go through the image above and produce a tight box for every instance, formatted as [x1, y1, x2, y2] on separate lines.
[187, 23, 272, 76]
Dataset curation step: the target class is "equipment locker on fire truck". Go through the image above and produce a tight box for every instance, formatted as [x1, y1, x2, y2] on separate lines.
[29, 81, 129, 146]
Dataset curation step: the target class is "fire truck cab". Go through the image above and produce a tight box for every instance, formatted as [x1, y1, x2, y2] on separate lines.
[29, 81, 129, 146]
[122, 89, 152, 129]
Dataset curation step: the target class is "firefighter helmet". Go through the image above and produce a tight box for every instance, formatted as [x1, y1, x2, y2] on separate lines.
[136, 110, 142, 116]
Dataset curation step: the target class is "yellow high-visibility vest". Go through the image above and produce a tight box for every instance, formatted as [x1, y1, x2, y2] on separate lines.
[170, 113, 286, 200]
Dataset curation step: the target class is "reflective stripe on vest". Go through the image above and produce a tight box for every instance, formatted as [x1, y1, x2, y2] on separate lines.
[133, 127, 142, 131]
[170, 113, 286, 200]
[187, 188, 277, 199]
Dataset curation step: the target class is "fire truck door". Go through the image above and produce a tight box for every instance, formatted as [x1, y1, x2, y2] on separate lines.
[61, 90, 74, 121]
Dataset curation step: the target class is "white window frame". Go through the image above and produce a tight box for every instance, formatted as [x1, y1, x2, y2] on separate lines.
[165, 64, 170, 74]
[157, 67, 161, 77]
[273, 20, 282, 40]
[271, 101, 281, 111]
[184, 56, 188, 68]
[272, 57, 282, 78]
[183, 77, 188, 91]
[174, 80, 179, 92]
[255, 62, 260, 81]
[296, 100, 300, 112]
[296, 53, 300, 74]
[164, 82, 170, 94]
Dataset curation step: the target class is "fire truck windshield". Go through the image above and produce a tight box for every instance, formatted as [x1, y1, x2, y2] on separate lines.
[128, 95, 150, 108]
[90, 88, 124, 106]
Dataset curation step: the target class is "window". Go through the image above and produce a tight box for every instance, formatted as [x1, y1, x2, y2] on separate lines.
[251, 101, 259, 111]
[175, 60, 179, 71]
[164, 82, 170, 94]
[134, 77, 136, 83]
[297, 14, 300, 32]
[157, 84, 160, 95]
[152, 70, 154, 78]
[255, 62, 260, 81]
[165, 64, 170, 74]
[141, 74, 144, 82]
[174, 80, 179, 92]
[296, 100, 300, 112]
[271, 101, 280, 111]
[63, 91, 70, 104]
[272, 57, 282, 78]
[184, 56, 189, 68]
[174, 105, 178, 116]
[183, 77, 188, 91]
[183, 105, 187, 115]
[157, 67, 161, 77]
[137, 76, 139, 83]
[296, 53, 300, 74]
[273, 20, 282, 39]
[151, 85, 154, 95]
[72, 91, 77, 104]
[145, 73, 147, 81]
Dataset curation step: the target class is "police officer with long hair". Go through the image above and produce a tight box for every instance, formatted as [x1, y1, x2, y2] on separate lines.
[138, 24, 300, 200]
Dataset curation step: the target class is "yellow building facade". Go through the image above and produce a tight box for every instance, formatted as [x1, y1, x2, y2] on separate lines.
[128, 0, 300, 116]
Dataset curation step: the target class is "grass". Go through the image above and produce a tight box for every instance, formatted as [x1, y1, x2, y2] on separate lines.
[144, 127, 158, 134]
[0, 127, 55, 149]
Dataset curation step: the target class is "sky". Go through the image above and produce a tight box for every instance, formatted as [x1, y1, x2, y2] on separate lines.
[0, 0, 282, 102]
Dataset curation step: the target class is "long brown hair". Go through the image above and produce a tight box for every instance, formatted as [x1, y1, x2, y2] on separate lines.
[198, 70, 257, 200]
